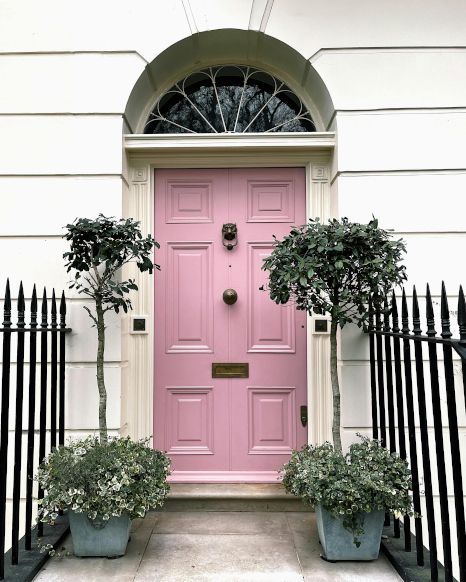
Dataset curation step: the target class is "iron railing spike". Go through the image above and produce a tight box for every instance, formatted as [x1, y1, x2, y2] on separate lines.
[31, 284, 37, 306]
[440, 282, 452, 339]
[425, 283, 436, 337]
[383, 297, 390, 331]
[412, 286, 421, 335]
[441, 281, 449, 318]
[458, 285, 466, 341]
[391, 292, 400, 333]
[60, 291, 66, 316]
[41, 288, 48, 317]
[401, 288, 409, 333]
[4, 278, 11, 312]
[17, 282, 25, 314]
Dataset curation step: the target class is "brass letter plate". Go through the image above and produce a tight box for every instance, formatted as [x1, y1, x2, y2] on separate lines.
[212, 363, 249, 378]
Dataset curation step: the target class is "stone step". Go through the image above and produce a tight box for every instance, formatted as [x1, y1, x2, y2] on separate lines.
[163, 484, 312, 512]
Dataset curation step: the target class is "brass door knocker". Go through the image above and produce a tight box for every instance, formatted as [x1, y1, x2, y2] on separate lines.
[222, 223, 238, 250]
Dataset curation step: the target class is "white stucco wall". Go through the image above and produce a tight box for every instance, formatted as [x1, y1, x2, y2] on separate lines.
[1, 0, 466, 570]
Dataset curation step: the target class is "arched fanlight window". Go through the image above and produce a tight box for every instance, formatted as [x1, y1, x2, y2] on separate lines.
[144, 65, 316, 134]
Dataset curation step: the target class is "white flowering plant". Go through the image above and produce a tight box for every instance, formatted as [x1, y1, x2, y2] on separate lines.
[282, 436, 415, 546]
[37, 436, 170, 524]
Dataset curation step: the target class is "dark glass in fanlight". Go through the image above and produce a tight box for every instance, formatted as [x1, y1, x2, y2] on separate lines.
[144, 66, 316, 134]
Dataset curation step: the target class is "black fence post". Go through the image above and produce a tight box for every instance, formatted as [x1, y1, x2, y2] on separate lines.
[25, 285, 38, 552]
[0, 280, 12, 580]
[59, 292, 66, 447]
[383, 298, 396, 455]
[375, 306, 387, 448]
[11, 283, 25, 565]
[382, 299, 393, 527]
[37, 289, 48, 538]
[412, 286, 437, 580]
[426, 283, 453, 581]
[459, 285, 466, 437]
[441, 282, 466, 582]
[368, 301, 378, 440]
[401, 289, 424, 566]
[391, 292, 407, 542]
[50, 290, 58, 450]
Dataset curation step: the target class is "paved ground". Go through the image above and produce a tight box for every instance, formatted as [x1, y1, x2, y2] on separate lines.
[34, 511, 401, 581]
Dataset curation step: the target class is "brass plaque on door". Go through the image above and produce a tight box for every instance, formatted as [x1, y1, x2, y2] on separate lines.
[212, 363, 249, 378]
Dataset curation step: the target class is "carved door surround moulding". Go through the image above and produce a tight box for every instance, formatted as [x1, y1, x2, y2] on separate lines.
[122, 133, 335, 447]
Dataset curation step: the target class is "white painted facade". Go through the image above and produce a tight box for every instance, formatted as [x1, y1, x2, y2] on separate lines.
[1, 0, 466, 572]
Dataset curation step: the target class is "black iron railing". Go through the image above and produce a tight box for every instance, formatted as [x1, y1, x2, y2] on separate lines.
[368, 282, 466, 582]
[0, 280, 70, 580]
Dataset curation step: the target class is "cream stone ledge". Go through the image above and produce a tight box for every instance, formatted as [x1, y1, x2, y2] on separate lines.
[124, 132, 336, 153]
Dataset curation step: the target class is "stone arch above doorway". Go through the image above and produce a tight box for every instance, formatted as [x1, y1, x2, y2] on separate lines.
[124, 29, 335, 133]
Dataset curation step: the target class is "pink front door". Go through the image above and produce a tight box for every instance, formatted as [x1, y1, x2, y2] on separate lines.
[154, 168, 307, 482]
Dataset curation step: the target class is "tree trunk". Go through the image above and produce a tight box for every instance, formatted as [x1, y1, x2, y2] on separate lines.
[330, 319, 342, 452]
[96, 299, 108, 443]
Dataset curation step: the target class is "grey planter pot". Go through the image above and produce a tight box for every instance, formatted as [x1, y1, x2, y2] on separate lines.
[316, 505, 385, 561]
[68, 510, 131, 558]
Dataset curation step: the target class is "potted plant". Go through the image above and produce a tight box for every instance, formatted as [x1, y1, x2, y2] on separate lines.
[37, 436, 170, 557]
[282, 437, 414, 561]
[262, 217, 408, 559]
[37, 215, 170, 557]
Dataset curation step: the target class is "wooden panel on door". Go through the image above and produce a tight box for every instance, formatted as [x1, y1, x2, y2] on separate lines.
[247, 242, 295, 353]
[165, 242, 213, 353]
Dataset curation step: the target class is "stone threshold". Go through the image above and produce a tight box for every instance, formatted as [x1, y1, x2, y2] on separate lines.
[163, 483, 312, 512]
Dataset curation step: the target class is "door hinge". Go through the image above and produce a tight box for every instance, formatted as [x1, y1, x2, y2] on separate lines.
[300, 405, 308, 427]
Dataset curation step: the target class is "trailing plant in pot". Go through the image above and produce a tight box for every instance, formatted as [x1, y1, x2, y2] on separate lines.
[37, 215, 170, 558]
[38, 436, 170, 557]
[262, 217, 408, 560]
[282, 437, 414, 561]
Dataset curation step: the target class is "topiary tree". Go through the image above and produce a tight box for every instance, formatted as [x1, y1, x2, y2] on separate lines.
[262, 217, 406, 452]
[63, 215, 159, 443]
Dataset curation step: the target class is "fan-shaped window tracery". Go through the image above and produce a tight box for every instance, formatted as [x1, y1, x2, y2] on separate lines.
[144, 65, 316, 134]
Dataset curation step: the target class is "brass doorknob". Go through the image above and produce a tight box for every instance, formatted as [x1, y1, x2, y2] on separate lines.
[223, 289, 238, 305]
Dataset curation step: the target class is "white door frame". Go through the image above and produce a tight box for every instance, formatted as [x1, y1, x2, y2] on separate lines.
[121, 132, 336, 449]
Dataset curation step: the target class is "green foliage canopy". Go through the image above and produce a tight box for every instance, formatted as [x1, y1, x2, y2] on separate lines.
[262, 217, 407, 328]
[63, 214, 159, 320]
